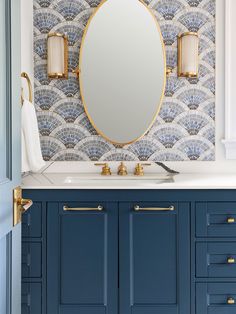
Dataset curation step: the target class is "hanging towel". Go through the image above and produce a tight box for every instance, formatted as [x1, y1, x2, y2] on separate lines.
[21, 99, 46, 172]
[21, 129, 30, 172]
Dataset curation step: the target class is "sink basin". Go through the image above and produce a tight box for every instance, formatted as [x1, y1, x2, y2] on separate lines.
[41, 173, 175, 187]
[63, 174, 174, 184]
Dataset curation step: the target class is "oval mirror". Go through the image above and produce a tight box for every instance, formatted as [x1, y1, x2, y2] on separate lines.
[79, 0, 166, 145]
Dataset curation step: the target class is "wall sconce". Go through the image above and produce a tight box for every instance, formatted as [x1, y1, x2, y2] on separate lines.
[47, 33, 68, 79]
[178, 32, 199, 78]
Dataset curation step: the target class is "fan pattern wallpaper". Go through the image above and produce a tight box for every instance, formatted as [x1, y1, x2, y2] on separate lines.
[34, 0, 215, 161]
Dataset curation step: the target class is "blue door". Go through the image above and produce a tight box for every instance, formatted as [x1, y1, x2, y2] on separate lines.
[119, 202, 191, 314]
[0, 0, 22, 313]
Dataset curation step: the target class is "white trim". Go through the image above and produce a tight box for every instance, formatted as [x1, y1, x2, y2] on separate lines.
[222, 0, 236, 158]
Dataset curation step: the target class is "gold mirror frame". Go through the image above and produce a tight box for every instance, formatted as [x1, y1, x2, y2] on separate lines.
[79, 0, 166, 146]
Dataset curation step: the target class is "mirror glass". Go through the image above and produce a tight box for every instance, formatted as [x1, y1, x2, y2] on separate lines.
[79, 0, 166, 145]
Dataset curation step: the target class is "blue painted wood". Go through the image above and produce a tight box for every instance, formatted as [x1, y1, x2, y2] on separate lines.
[196, 202, 236, 237]
[0, 1, 22, 313]
[22, 242, 42, 278]
[21, 189, 236, 314]
[196, 242, 236, 278]
[196, 283, 236, 314]
[22, 203, 42, 238]
[47, 201, 118, 314]
[22, 283, 42, 314]
[22, 189, 236, 203]
[119, 201, 190, 314]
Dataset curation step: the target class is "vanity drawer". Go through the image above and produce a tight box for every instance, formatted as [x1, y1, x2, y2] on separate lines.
[196, 283, 236, 314]
[196, 242, 236, 278]
[22, 202, 42, 238]
[22, 242, 42, 278]
[22, 282, 42, 314]
[196, 202, 236, 237]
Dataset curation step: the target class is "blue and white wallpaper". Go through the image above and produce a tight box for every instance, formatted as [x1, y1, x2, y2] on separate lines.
[34, 0, 215, 161]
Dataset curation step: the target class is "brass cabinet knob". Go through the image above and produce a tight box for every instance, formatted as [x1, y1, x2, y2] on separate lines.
[227, 217, 235, 224]
[227, 257, 235, 264]
[227, 297, 235, 305]
[134, 163, 151, 176]
[95, 163, 111, 175]
[117, 162, 128, 176]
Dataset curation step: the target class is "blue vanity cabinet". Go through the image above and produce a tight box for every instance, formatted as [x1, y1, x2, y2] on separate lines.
[119, 202, 190, 314]
[195, 201, 236, 314]
[47, 201, 118, 314]
[21, 201, 45, 314]
[21, 189, 236, 314]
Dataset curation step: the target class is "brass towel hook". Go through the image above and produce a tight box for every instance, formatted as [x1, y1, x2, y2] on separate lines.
[21, 72, 33, 105]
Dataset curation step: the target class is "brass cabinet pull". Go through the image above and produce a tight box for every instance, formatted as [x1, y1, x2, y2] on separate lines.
[63, 205, 104, 211]
[227, 257, 235, 264]
[227, 297, 235, 305]
[227, 218, 235, 224]
[134, 205, 175, 211]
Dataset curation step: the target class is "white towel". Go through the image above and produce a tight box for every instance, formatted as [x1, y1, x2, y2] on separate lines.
[21, 129, 30, 172]
[21, 99, 46, 173]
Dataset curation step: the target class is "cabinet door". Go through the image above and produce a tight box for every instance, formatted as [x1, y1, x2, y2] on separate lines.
[47, 202, 118, 314]
[119, 202, 190, 314]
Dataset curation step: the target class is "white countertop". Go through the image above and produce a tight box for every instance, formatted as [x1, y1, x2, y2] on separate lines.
[21, 162, 236, 189]
[22, 172, 236, 190]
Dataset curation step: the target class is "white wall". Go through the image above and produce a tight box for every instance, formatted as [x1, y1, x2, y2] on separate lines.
[21, 0, 34, 100]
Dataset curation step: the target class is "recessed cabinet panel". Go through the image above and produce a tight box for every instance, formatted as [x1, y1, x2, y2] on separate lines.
[196, 202, 236, 237]
[22, 203, 42, 238]
[22, 242, 42, 278]
[22, 283, 42, 314]
[196, 242, 236, 278]
[47, 202, 118, 314]
[196, 283, 236, 314]
[119, 202, 190, 314]
[60, 212, 107, 304]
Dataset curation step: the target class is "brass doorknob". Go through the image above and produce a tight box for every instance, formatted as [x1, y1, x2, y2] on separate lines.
[13, 187, 33, 226]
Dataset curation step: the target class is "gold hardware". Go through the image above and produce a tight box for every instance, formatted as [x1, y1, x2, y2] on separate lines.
[227, 298, 235, 305]
[178, 32, 198, 78]
[227, 218, 235, 224]
[47, 33, 68, 79]
[63, 205, 103, 211]
[13, 187, 33, 226]
[21, 72, 33, 106]
[78, 0, 166, 146]
[72, 67, 81, 79]
[117, 162, 128, 176]
[166, 67, 173, 76]
[134, 205, 175, 211]
[228, 257, 235, 264]
[134, 163, 151, 176]
[95, 163, 111, 175]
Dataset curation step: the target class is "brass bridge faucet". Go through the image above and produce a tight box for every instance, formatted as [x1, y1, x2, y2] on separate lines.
[95, 163, 111, 175]
[117, 162, 128, 176]
[134, 163, 151, 176]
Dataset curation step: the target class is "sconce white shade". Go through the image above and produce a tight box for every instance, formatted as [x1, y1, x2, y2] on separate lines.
[178, 32, 198, 78]
[47, 33, 68, 79]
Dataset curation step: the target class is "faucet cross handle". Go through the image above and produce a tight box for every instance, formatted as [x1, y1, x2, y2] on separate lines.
[95, 163, 111, 176]
[117, 162, 128, 176]
[134, 163, 151, 176]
